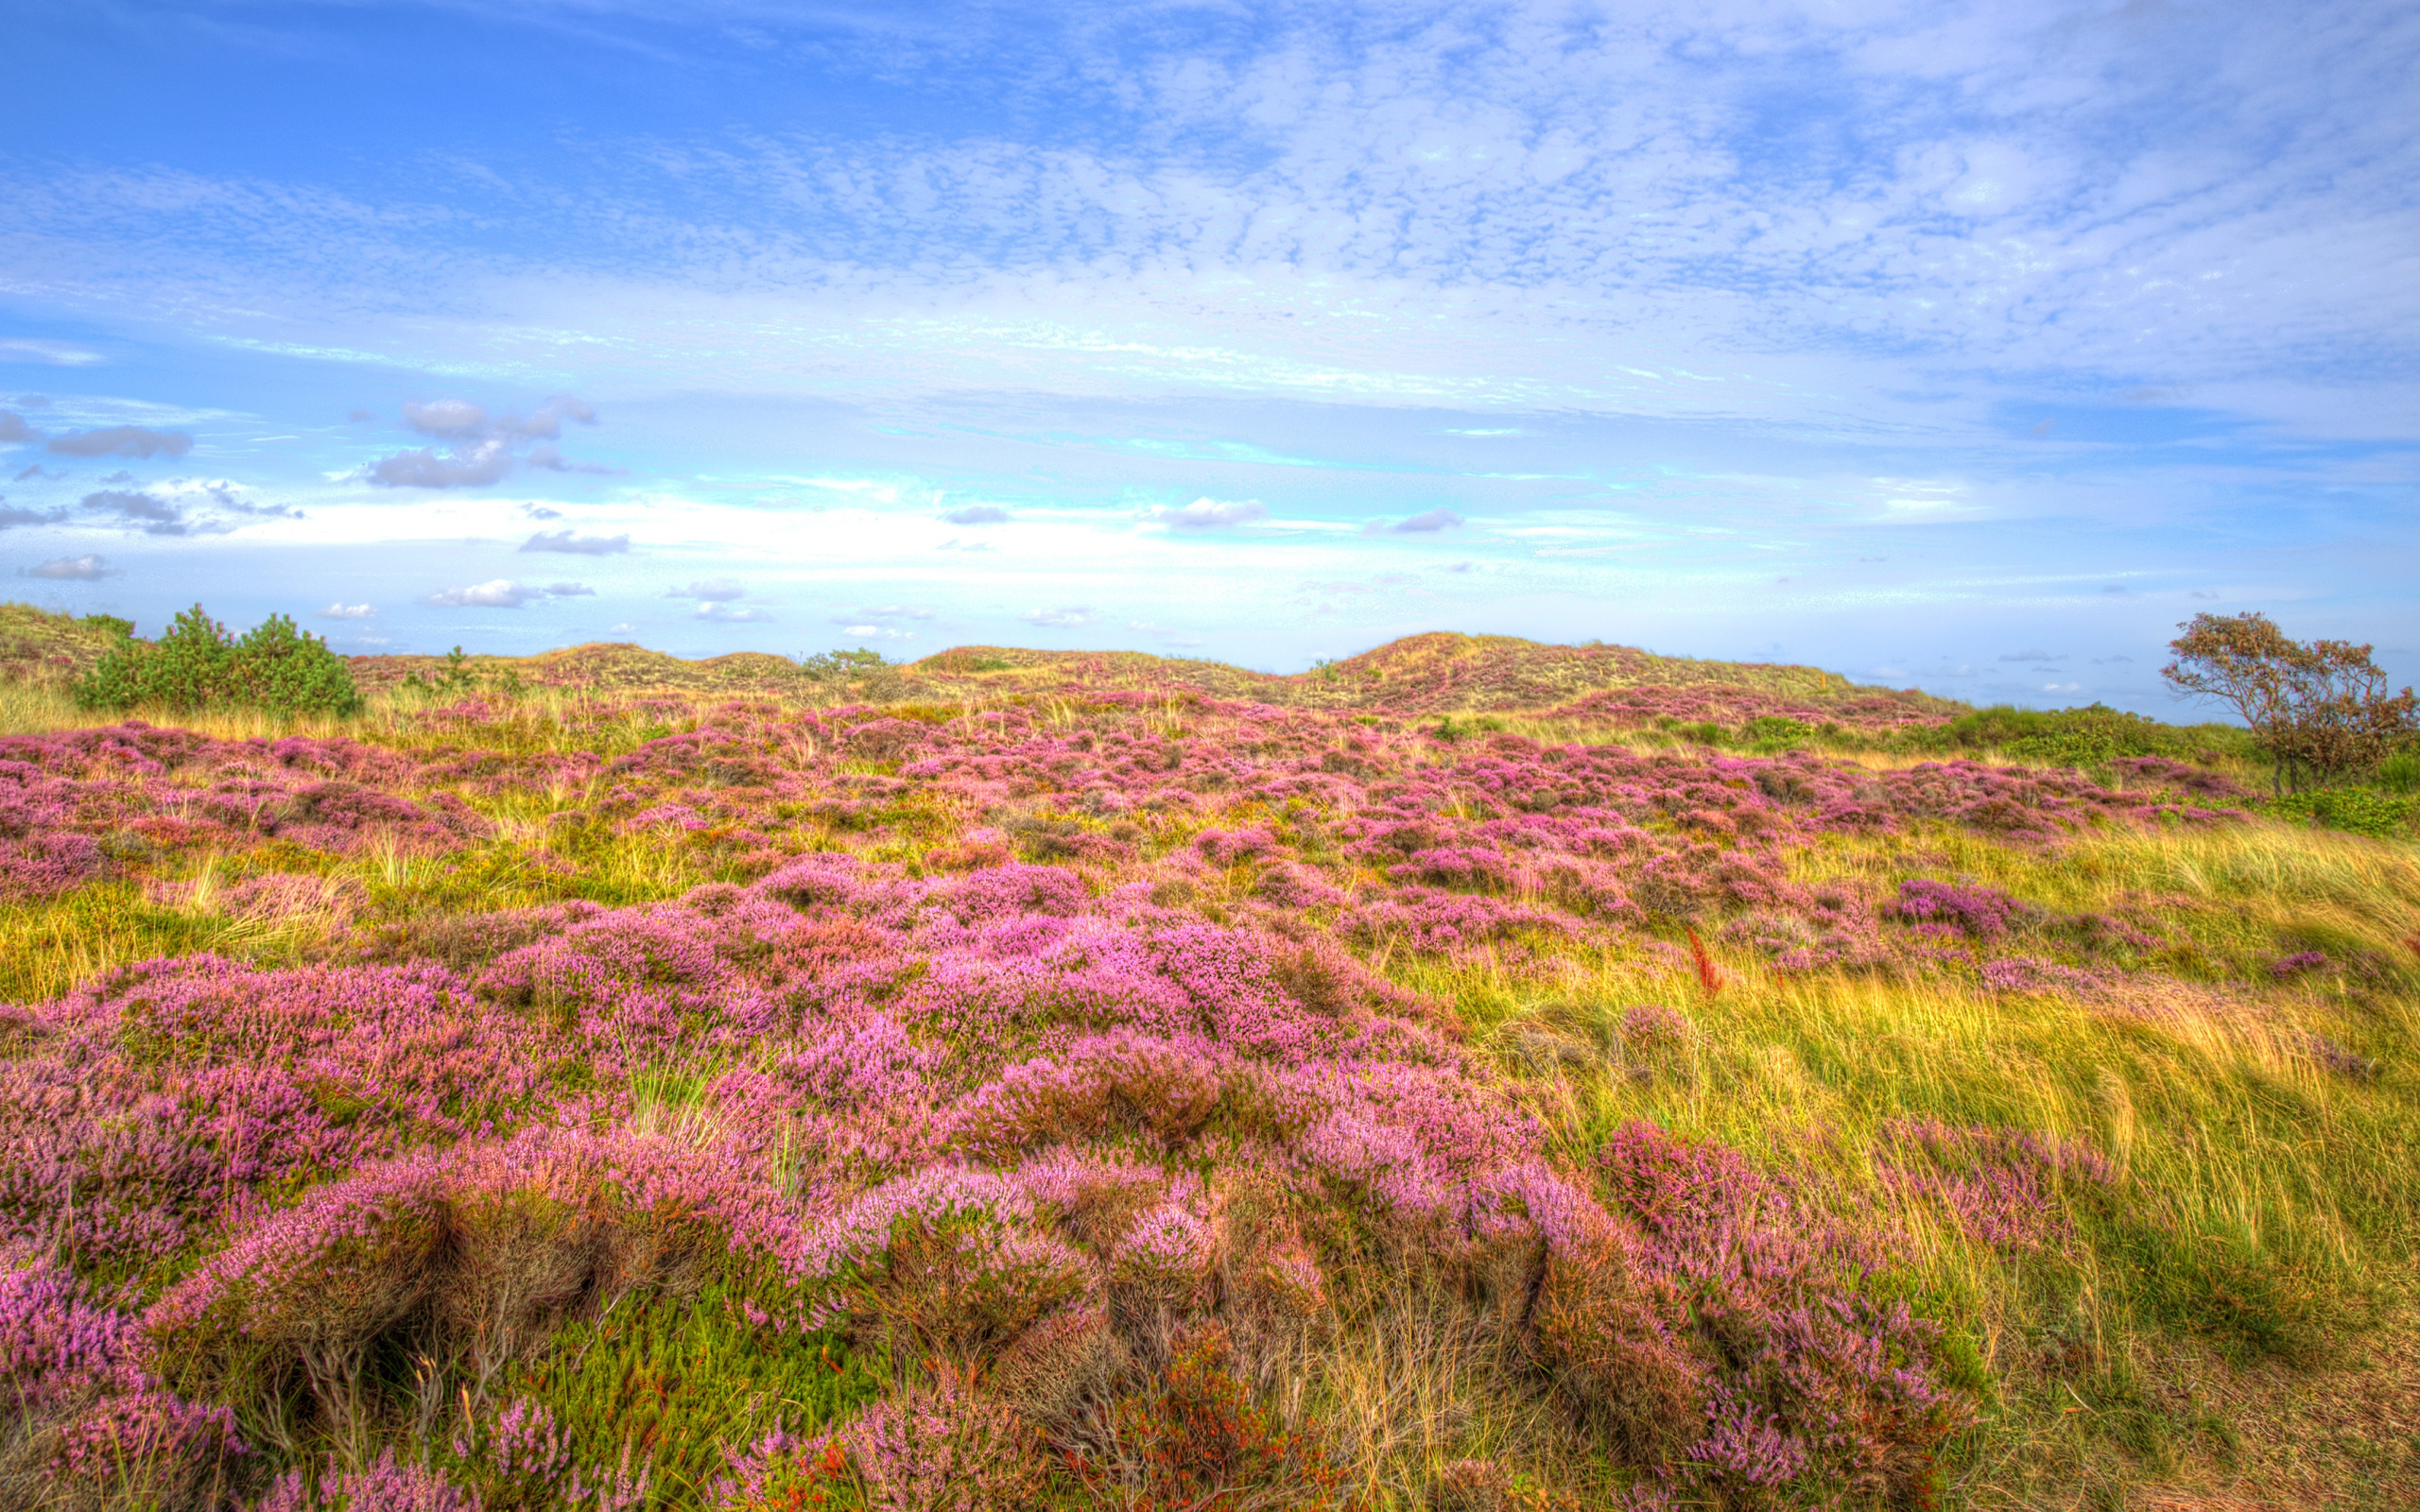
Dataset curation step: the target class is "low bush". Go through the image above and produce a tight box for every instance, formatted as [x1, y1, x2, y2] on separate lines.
[72, 605, 360, 716]
[2270, 787, 2418, 838]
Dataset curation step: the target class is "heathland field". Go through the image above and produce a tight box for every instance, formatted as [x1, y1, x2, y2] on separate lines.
[2, 616, 2415, 1511]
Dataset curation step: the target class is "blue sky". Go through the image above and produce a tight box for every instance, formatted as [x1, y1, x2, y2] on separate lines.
[2, 0, 2414, 713]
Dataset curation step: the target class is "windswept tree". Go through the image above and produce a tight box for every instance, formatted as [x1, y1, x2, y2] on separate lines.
[2163, 612, 2416, 792]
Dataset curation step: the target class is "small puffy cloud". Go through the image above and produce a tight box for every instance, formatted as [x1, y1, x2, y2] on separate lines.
[544, 581, 595, 597]
[1151, 497, 1267, 530]
[2042, 681, 2083, 694]
[0, 412, 36, 443]
[428, 578, 544, 608]
[1999, 649, 2063, 662]
[0, 503, 68, 528]
[524, 443, 620, 474]
[1389, 507, 1463, 533]
[521, 528, 630, 555]
[942, 504, 1011, 524]
[81, 489, 190, 535]
[697, 602, 772, 622]
[48, 426, 193, 459]
[841, 623, 913, 639]
[844, 605, 934, 623]
[22, 553, 115, 579]
[514, 395, 596, 439]
[319, 602, 376, 620]
[402, 399, 490, 438]
[0, 339, 101, 366]
[1023, 606, 1095, 627]
[371, 440, 512, 489]
[669, 578, 745, 602]
[937, 538, 994, 553]
[519, 504, 562, 520]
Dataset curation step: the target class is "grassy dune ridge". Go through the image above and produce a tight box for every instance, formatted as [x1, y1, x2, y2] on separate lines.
[0, 620, 2412, 1510]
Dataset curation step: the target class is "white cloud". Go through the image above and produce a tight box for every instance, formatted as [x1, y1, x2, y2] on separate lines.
[697, 601, 773, 622]
[22, 553, 117, 580]
[942, 504, 1011, 524]
[1150, 497, 1268, 530]
[425, 578, 592, 609]
[1023, 606, 1095, 627]
[318, 601, 375, 619]
[1365, 507, 1462, 535]
[670, 577, 745, 601]
[402, 399, 489, 438]
[428, 578, 541, 608]
[372, 439, 512, 489]
[522, 528, 630, 555]
[48, 426, 192, 459]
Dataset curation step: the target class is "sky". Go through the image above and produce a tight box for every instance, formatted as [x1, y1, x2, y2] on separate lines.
[1, 0, 2414, 713]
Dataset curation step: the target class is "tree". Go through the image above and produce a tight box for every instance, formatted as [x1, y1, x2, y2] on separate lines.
[2163, 612, 2417, 792]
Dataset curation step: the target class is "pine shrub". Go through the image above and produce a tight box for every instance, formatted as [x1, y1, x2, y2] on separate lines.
[72, 605, 361, 716]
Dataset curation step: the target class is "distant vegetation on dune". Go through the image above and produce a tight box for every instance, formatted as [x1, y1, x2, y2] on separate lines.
[0, 603, 2414, 1510]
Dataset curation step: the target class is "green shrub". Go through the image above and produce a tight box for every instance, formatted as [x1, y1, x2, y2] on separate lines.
[72, 604, 361, 716]
[233, 613, 364, 714]
[800, 648, 891, 682]
[2271, 788, 2418, 839]
[2380, 750, 2420, 795]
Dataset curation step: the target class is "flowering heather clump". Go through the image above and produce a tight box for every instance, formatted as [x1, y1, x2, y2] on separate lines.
[0, 1248, 240, 1503]
[1881, 1120, 2118, 1251]
[846, 1370, 1049, 1512]
[253, 1450, 483, 1512]
[1890, 879, 2026, 939]
[2270, 950, 2327, 978]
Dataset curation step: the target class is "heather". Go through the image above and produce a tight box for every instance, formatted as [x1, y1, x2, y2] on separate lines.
[0, 619, 2415, 1509]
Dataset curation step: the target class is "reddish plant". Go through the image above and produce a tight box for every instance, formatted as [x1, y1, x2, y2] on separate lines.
[1684, 926, 1725, 998]
[1071, 1323, 1351, 1511]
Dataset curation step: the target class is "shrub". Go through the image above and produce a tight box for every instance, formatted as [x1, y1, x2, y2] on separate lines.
[2380, 749, 2420, 794]
[2272, 788, 2417, 838]
[72, 605, 360, 716]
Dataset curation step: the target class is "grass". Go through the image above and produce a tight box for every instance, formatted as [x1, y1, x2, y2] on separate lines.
[1440, 832, 2420, 1505]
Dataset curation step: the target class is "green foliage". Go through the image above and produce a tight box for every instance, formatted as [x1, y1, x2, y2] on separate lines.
[71, 604, 360, 715]
[80, 611, 135, 640]
[2379, 750, 2420, 795]
[501, 1287, 883, 1508]
[2271, 787, 2419, 838]
[234, 613, 366, 715]
[1916, 704, 2200, 765]
[799, 648, 891, 682]
[1427, 714, 1506, 744]
[1739, 714, 1815, 751]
